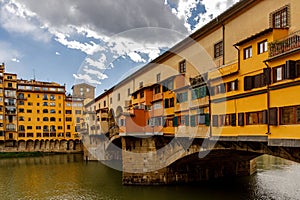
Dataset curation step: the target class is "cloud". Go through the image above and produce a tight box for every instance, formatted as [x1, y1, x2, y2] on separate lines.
[85, 55, 107, 70]
[0, 0, 51, 42]
[72, 73, 101, 85]
[0, 41, 21, 63]
[55, 51, 61, 55]
[127, 52, 146, 63]
[11, 58, 20, 62]
[82, 66, 108, 80]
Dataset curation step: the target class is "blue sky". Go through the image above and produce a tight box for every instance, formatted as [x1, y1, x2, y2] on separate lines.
[0, 0, 239, 95]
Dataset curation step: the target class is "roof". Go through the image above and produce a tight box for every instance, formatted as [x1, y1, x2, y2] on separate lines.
[234, 28, 274, 46]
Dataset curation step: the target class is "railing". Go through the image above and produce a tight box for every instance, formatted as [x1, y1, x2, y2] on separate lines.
[269, 31, 300, 58]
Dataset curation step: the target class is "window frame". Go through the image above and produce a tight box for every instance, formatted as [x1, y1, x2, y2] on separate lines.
[214, 41, 224, 58]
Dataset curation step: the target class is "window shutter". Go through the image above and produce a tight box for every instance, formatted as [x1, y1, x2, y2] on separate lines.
[263, 68, 271, 85]
[269, 107, 278, 126]
[262, 110, 268, 124]
[285, 60, 296, 79]
[244, 76, 253, 91]
[231, 114, 236, 126]
[190, 115, 196, 127]
[234, 79, 238, 90]
[173, 116, 178, 127]
[210, 87, 215, 96]
[212, 115, 218, 127]
[238, 113, 244, 126]
[205, 113, 210, 126]
[185, 115, 189, 126]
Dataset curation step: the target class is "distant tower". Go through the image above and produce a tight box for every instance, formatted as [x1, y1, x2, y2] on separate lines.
[72, 83, 95, 99]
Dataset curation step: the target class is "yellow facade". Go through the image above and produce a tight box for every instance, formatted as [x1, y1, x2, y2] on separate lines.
[83, 0, 300, 146]
[0, 63, 84, 144]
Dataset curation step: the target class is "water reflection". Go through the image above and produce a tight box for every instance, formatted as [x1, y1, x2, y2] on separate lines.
[0, 154, 299, 200]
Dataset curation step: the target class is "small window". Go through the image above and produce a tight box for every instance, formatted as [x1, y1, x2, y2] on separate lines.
[139, 81, 143, 88]
[273, 65, 284, 83]
[244, 46, 252, 59]
[117, 93, 120, 101]
[179, 60, 186, 73]
[128, 88, 130, 96]
[214, 41, 223, 58]
[140, 91, 144, 98]
[156, 73, 161, 82]
[271, 6, 289, 28]
[258, 40, 268, 54]
[154, 85, 161, 94]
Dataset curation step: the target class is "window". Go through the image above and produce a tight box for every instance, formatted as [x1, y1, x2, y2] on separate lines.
[191, 86, 207, 100]
[19, 108, 24, 113]
[58, 126, 63, 130]
[179, 60, 186, 73]
[139, 81, 143, 88]
[128, 88, 131, 96]
[36, 126, 41, 130]
[28, 102, 32, 106]
[280, 106, 300, 125]
[19, 125, 25, 131]
[50, 102, 55, 106]
[273, 65, 284, 82]
[50, 109, 55, 114]
[244, 73, 266, 91]
[27, 109, 32, 113]
[67, 125, 71, 130]
[66, 117, 72, 122]
[19, 116, 24, 121]
[258, 40, 268, 54]
[246, 111, 267, 125]
[75, 110, 81, 114]
[140, 91, 144, 98]
[271, 6, 288, 28]
[50, 117, 55, 122]
[117, 93, 120, 101]
[43, 125, 49, 131]
[110, 97, 112, 104]
[86, 88, 90, 92]
[156, 73, 161, 82]
[27, 126, 32, 130]
[214, 84, 226, 94]
[19, 101, 24, 105]
[50, 94, 55, 100]
[244, 46, 252, 59]
[66, 110, 72, 114]
[154, 85, 161, 94]
[103, 100, 106, 107]
[43, 102, 48, 106]
[43, 109, 48, 113]
[176, 92, 188, 103]
[133, 93, 137, 99]
[43, 117, 49, 121]
[214, 41, 223, 58]
[43, 94, 48, 100]
[227, 80, 238, 92]
[153, 102, 162, 110]
[76, 117, 80, 123]
[7, 82, 12, 88]
[164, 98, 174, 108]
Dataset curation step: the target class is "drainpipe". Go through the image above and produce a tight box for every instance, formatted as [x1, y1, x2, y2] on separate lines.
[222, 24, 225, 65]
[233, 44, 240, 71]
[263, 61, 271, 135]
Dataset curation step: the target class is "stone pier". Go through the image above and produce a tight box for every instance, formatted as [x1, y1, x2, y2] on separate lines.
[121, 136, 258, 185]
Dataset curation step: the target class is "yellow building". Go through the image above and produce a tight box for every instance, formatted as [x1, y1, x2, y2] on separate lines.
[83, 0, 300, 147]
[0, 63, 84, 150]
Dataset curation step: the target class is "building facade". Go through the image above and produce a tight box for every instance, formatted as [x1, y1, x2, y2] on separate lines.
[84, 0, 300, 146]
[0, 63, 84, 151]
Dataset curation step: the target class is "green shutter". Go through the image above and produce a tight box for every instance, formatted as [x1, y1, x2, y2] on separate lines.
[205, 113, 210, 126]
[185, 115, 189, 126]
[190, 115, 196, 127]
[173, 116, 178, 127]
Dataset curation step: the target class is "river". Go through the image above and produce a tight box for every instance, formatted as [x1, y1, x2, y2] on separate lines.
[0, 154, 299, 200]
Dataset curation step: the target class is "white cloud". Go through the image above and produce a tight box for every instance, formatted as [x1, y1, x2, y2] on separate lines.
[82, 66, 108, 80]
[127, 52, 146, 63]
[72, 73, 101, 85]
[11, 58, 20, 62]
[193, 0, 240, 31]
[55, 51, 61, 55]
[85, 54, 107, 70]
[0, 0, 51, 42]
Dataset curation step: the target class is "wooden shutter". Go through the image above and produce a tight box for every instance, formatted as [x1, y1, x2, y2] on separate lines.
[190, 115, 196, 127]
[244, 76, 253, 91]
[173, 116, 178, 127]
[238, 113, 244, 126]
[205, 113, 210, 126]
[285, 60, 296, 79]
[234, 79, 238, 90]
[264, 68, 271, 85]
[185, 115, 189, 126]
[262, 110, 268, 124]
[212, 115, 218, 127]
[231, 114, 236, 126]
[269, 107, 278, 126]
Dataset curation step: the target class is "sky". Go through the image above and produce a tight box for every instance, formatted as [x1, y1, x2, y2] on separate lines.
[0, 0, 240, 95]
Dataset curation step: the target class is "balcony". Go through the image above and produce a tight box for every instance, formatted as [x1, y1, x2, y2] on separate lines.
[269, 31, 300, 58]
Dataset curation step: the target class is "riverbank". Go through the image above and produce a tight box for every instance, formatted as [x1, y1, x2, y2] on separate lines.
[0, 151, 83, 158]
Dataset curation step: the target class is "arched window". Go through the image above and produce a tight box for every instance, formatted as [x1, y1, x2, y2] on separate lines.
[50, 117, 55, 122]
[50, 109, 55, 113]
[43, 125, 48, 131]
[43, 109, 48, 113]
[43, 117, 49, 121]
